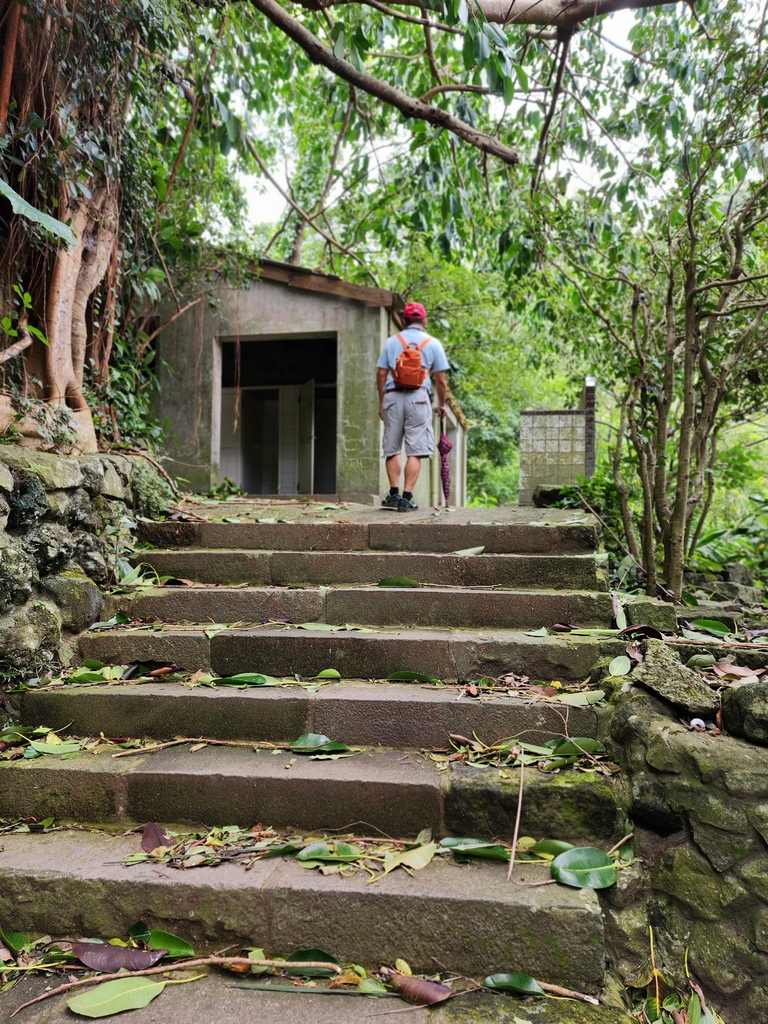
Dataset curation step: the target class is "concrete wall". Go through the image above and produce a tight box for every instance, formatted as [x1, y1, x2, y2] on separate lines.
[155, 280, 390, 499]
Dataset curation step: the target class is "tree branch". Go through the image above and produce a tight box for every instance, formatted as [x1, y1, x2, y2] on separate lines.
[247, 0, 521, 166]
[0, 326, 32, 363]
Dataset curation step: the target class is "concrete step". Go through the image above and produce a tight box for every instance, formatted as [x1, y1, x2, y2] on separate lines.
[17, 681, 601, 748]
[0, 830, 606, 987]
[131, 549, 608, 590]
[0, 741, 619, 842]
[110, 585, 613, 630]
[79, 625, 626, 682]
[137, 513, 600, 555]
[0, 974, 637, 1024]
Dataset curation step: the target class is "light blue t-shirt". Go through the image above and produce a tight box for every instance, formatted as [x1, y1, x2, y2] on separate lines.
[377, 325, 449, 395]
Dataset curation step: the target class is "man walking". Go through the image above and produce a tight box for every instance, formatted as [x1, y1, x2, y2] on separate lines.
[376, 301, 449, 511]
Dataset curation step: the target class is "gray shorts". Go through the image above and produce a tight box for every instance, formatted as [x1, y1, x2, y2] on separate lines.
[381, 389, 434, 458]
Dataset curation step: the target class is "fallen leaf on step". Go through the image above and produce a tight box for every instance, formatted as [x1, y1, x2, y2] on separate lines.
[385, 970, 454, 1005]
[141, 822, 173, 853]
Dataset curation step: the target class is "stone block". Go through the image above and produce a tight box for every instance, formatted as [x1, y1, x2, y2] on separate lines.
[445, 764, 621, 843]
[0, 461, 13, 493]
[687, 920, 765, 997]
[632, 640, 718, 717]
[78, 628, 211, 671]
[135, 550, 273, 585]
[124, 746, 443, 836]
[22, 523, 75, 575]
[41, 570, 103, 633]
[99, 456, 130, 499]
[652, 846, 748, 921]
[722, 680, 768, 746]
[624, 596, 678, 632]
[0, 447, 83, 490]
[0, 542, 38, 610]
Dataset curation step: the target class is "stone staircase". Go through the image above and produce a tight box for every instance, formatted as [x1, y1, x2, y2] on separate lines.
[0, 505, 628, 994]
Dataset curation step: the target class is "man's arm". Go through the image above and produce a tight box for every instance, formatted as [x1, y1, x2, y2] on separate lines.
[433, 371, 448, 417]
[377, 367, 389, 420]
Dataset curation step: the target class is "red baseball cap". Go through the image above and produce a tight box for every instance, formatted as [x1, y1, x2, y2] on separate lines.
[403, 301, 427, 321]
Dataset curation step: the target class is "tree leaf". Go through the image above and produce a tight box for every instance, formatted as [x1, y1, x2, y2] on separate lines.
[388, 971, 453, 1005]
[290, 733, 350, 753]
[141, 823, 174, 853]
[548, 737, 605, 756]
[373, 842, 437, 880]
[556, 690, 605, 705]
[71, 942, 167, 973]
[28, 740, 82, 755]
[67, 977, 166, 1017]
[526, 839, 574, 858]
[686, 618, 732, 638]
[451, 546, 485, 556]
[316, 668, 341, 678]
[297, 841, 362, 863]
[483, 972, 546, 995]
[146, 930, 194, 957]
[213, 673, 277, 685]
[285, 947, 340, 977]
[377, 576, 420, 587]
[440, 837, 510, 861]
[0, 178, 77, 246]
[551, 847, 617, 889]
[524, 627, 549, 636]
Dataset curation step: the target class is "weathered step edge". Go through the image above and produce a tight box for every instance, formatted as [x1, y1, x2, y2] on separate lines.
[137, 518, 602, 555]
[108, 585, 614, 630]
[0, 743, 621, 842]
[17, 681, 603, 748]
[78, 627, 627, 682]
[130, 550, 609, 591]
[0, 830, 606, 987]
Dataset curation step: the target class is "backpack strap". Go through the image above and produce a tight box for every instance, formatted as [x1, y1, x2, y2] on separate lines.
[396, 333, 431, 351]
[417, 336, 431, 351]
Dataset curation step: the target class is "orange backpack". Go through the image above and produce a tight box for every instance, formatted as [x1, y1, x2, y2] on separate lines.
[392, 333, 431, 389]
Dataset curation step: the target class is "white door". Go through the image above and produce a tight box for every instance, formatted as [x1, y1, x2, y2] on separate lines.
[298, 379, 315, 494]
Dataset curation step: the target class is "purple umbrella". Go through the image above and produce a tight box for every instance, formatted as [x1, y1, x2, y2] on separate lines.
[437, 429, 452, 503]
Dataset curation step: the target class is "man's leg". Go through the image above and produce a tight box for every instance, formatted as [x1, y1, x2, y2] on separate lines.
[403, 455, 421, 492]
[386, 454, 402, 488]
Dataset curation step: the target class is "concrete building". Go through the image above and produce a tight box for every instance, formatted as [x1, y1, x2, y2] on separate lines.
[154, 260, 467, 507]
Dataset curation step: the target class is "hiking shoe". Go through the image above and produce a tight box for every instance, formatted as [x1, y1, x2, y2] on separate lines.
[381, 492, 402, 509]
[398, 495, 419, 512]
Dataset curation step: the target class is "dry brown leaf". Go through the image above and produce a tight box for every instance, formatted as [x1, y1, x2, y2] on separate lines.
[387, 970, 454, 1006]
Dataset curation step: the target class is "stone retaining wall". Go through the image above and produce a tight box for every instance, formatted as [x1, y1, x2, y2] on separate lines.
[0, 446, 171, 684]
[605, 686, 768, 1021]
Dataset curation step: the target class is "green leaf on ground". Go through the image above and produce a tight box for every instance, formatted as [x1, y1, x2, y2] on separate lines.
[524, 627, 549, 636]
[290, 733, 350, 753]
[608, 655, 632, 676]
[371, 841, 437, 880]
[451, 546, 485, 556]
[556, 690, 605, 706]
[550, 847, 617, 889]
[483, 972, 546, 995]
[297, 841, 362, 863]
[285, 948, 341, 977]
[440, 837, 510, 862]
[213, 673, 278, 686]
[687, 618, 732, 638]
[526, 839, 574, 858]
[146, 930, 194, 957]
[67, 977, 166, 1017]
[28, 740, 82, 755]
[377, 576, 420, 587]
[547, 737, 605, 756]
[315, 668, 341, 678]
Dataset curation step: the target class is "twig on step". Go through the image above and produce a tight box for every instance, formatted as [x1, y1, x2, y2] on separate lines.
[506, 744, 525, 883]
[9, 956, 342, 1016]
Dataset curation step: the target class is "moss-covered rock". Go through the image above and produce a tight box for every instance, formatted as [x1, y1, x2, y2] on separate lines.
[0, 543, 38, 610]
[632, 641, 718, 717]
[0, 597, 61, 673]
[624, 596, 678, 632]
[687, 921, 765, 997]
[652, 846, 748, 921]
[40, 569, 103, 633]
[721, 680, 768, 747]
[7, 470, 49, 528]
[445, 764, 621, 844]
[22, 523, 75, 574]
[436, 993, 635, 1024]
